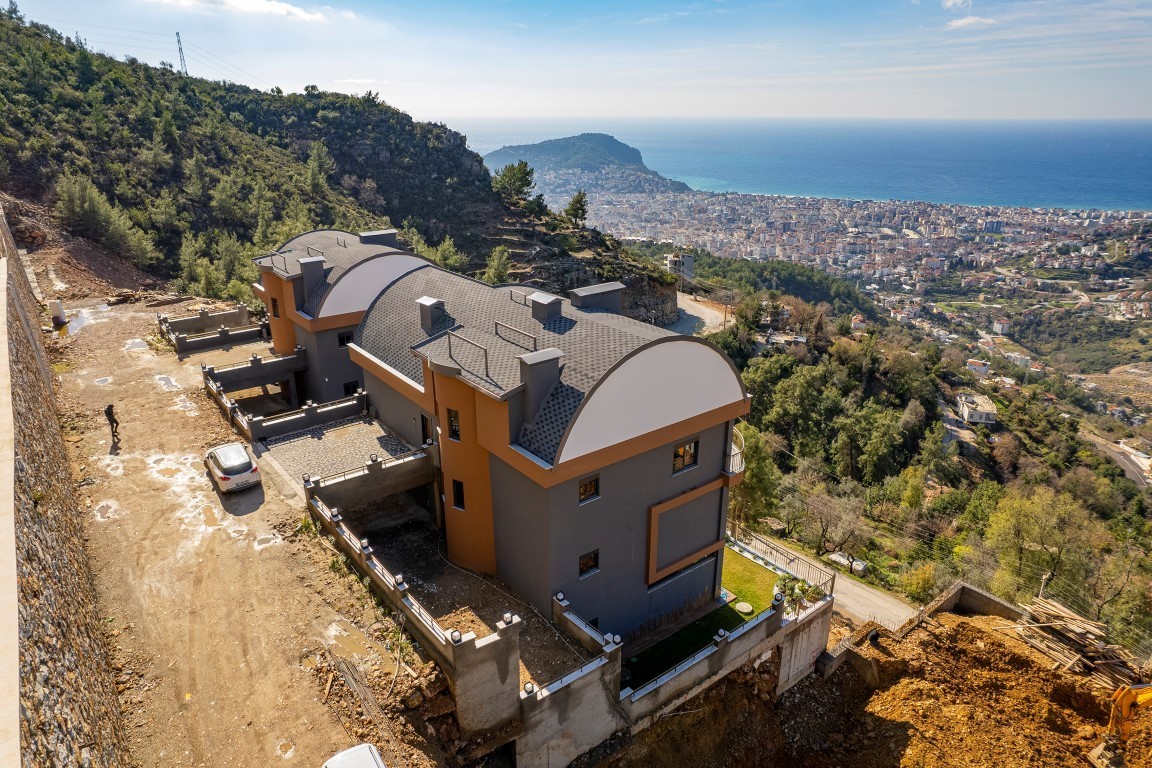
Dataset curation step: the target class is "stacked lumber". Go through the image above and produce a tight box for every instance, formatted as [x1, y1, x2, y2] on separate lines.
[1002, 598, 1141, 689]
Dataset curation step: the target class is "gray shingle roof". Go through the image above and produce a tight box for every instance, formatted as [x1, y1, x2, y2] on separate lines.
[356, 266, 673, 464]
[254, 230, 413, 317]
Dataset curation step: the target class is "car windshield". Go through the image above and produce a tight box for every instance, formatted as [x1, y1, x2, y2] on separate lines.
[214, 444, 253, 474]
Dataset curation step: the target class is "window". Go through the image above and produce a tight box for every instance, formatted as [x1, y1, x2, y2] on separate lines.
[270, 297, 280, 318]
[342, 381, 359, 397]
[578, 475, 600, 504]
[420, 414, 432, 444]
[579, 549, 599, 577]
[452, 479, 465, 510]
[673, 439, 699, 473]
[447, 408, 461, 441]
[337, 331, 354, 348]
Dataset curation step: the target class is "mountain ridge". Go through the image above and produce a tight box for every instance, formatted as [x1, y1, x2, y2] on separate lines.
[484, 133, 691, 195]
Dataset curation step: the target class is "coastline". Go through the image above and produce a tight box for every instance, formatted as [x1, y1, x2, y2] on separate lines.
[455, 117, 1152, 212]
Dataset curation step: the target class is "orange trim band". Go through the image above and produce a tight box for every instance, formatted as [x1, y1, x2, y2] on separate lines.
[647, 475, 727, 584]
[480, 397, 750, 489]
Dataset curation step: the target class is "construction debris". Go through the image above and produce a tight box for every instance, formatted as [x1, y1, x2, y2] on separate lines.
[1001, 598, 1143, 689]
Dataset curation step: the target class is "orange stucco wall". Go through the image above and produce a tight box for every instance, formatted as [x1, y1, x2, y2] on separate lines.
[433, 372, 497, 574]
[258, 272, 298, 355]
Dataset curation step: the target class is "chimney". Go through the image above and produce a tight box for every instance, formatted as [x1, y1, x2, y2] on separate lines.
[518, 348, 563, 424]
[528, 291, 563, 323]
[298, 256, 326, 310]
[568, 281, 625, 313]
[359, 229, 401, 249]
[417, 296, 445, 334]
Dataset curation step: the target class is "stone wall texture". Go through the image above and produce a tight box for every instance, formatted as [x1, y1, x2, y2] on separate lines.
[3, 209, 129, 767]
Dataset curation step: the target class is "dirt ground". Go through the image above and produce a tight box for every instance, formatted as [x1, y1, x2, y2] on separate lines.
[588, 612, 1152, 768]
[32, 240, 454, 767]
[1087, 363, 1152, 410]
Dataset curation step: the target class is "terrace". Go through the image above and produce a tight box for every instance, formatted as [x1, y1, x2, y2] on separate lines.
[621, 546, 779, 689]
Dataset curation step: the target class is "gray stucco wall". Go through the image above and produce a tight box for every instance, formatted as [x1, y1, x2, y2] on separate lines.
[493, 422, 731, 642]
[297, 326, 363, 404]
[490, 455, 553, 611]
[362, 372, 430, 448]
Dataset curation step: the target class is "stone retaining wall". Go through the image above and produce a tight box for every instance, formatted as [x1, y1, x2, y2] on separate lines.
[2, 207, 128, 767]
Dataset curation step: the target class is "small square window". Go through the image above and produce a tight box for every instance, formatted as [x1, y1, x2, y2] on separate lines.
[342, 380, 359, 397]
[578, 475, 600, 504]
[452, 479, 465, 510]
[673, 439, 699, 473]
[579, 549, 599, 577]
[337, 331, 354, 348]
[447, 408, 461, 441]
[270, 297, 280, 318]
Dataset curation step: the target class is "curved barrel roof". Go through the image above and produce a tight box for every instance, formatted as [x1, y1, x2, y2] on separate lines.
[355, 265, 746, 465]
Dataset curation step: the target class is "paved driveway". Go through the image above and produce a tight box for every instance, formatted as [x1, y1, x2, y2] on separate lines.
[744, 530, 919, 630]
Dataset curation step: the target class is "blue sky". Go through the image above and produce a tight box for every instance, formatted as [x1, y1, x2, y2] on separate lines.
[17, 0, 1152, 121]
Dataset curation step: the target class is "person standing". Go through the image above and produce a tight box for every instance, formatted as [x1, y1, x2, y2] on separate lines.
[104, 403, 119, 441]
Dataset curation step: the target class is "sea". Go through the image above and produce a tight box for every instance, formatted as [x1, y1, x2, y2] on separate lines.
[446, 118, 1152, 212]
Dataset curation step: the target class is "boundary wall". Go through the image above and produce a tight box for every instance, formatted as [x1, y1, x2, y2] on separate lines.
[2, 207, 128, 766]
[158, 305, 267, 354]
[305, 487, 522, 738]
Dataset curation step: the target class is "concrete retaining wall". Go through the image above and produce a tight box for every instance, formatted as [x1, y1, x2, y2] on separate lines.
[2, 209, 128, 767]
[926, 580, 1023, 621]
[206, 378, 349, 443]
[201, 347, 307, 393]
[160, 304, 250, 334]
[158, 305, 268, 354]
[240, 392, 369, 443]
[305, 490, 522, 738]
[516, 594, 833, 768]
[311, 450, 435, 506]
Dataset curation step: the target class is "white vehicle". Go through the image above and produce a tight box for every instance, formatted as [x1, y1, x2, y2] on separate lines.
[204, 442, 261, 493]
[323, 744, 387, 768]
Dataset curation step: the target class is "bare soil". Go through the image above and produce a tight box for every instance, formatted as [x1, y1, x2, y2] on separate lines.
[589, 612, 1152, 768]
[37, 237, 451, 767]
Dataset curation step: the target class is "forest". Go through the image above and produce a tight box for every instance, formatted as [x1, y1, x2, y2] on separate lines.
[718, 296, 1152, 655]
[0, 7, 502, 304]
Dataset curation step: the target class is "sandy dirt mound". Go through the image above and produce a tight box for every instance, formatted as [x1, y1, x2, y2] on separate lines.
[592, 613, 1151, 768]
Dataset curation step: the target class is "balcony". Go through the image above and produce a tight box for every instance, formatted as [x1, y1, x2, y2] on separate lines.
[725, 426, 745, 475]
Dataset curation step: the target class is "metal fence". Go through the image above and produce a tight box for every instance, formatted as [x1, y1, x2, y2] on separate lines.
[727, 521, 836, 597]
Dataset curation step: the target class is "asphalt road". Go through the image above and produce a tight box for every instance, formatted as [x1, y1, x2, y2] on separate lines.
[747, 531, 920, 630]
[1081, 431, 1149, 489]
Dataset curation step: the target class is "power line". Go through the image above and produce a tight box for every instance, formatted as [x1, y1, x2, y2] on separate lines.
[31, 16, 171, 38]
[175, 32, 188, 76]
[183, 39, 273, 87]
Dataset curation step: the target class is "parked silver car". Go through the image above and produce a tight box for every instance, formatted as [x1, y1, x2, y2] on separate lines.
[323, 744, 387, 768]
[204, 442, 261, 493]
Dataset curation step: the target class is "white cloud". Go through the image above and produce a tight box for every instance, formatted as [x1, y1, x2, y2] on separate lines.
[145, 0, 326, 23]
[941, 0, 971, 10]
[947, 15, 997, 29]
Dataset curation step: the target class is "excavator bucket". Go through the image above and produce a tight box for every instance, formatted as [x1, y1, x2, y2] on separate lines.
[1087, 740, 1125, 768]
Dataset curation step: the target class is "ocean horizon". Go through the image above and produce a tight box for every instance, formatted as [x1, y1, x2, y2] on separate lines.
[446, 118, 1152, 212]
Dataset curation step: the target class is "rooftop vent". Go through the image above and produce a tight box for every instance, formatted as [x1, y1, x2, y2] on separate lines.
[298, 255, 326, 310]
[518, 348, 563, 424]
[359, 229, 401, 249]
[528, 291, 563, 323]
[568, 281, 625, 313]
[417, 296, 446, 334]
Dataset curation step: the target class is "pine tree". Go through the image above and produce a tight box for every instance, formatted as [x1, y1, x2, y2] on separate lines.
[564, 189, 588, 226]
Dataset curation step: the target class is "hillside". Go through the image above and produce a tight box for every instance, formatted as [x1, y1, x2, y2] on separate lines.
[485, 133, 648, 172]
[0, 9, 677, 320]
[484, 133, 690, 198]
